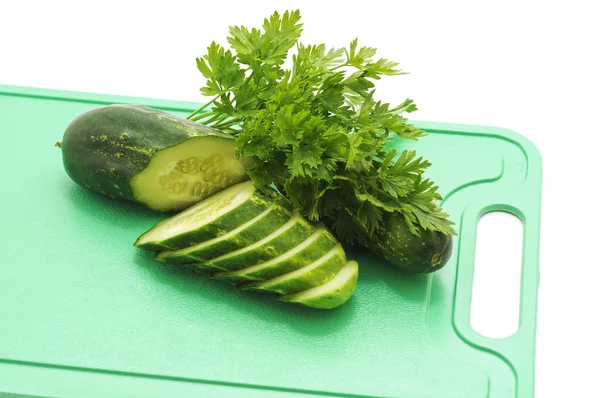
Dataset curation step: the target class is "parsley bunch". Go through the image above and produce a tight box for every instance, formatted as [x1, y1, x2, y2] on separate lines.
[188, 10, 456, 245]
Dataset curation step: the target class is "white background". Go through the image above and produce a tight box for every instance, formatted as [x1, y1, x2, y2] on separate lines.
[1, 1, 598, 396]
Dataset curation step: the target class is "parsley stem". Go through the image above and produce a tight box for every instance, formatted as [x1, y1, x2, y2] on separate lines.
[330, 62, 351, 71]
[186, 97, 217, 120]
[208, 113, 230, 126]
[244, 71, 255, 85]
[190, 110, 218, 122]
[213, 118, 241, 129]
[198, 112, 223, 125]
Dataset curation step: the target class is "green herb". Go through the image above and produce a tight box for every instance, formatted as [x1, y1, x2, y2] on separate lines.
[188, 10, 456, 245]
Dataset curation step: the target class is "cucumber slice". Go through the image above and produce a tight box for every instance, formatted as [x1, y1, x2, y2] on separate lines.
[212, 227, 338, 284]
[135, 181, 276, 251]
[130, 136, 251, 212]
[201, 211, 315, 272]
[239, 245, 346, 295]
[155, 202, 292, 265]
[278, 260, 359, 309]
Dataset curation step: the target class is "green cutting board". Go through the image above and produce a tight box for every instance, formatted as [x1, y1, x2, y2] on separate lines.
[0, 85, 541, 398]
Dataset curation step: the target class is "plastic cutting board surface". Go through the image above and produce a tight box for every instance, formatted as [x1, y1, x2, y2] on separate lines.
[0, 85, 542, 398]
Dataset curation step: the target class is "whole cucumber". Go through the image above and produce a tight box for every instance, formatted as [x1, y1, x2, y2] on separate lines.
[370, 213, 453, 273]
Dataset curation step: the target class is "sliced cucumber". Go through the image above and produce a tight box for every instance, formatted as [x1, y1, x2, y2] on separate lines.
[212, 227, 338, 284]
[134, 181, 276, 251]
[155, 202, 292, 265]
[239, 245, 346, 295]
[278, 260, 359, 309]
[201, 211, 315, 272]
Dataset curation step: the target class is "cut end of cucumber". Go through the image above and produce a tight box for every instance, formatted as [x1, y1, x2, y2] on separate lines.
[278, 260, 359, 310]
[134, 180, 255, 249]
[130, 136, 250, 212]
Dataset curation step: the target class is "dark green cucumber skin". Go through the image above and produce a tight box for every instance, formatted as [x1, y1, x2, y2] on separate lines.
[157, 202, 294, 264]
[203, 217, 316, 272]
[213, 228, 338, 285]
[135, 188, 283, 252]
[241, 245, 347, 295]
[370, 213, 454, 273]
[61, 104, 235, 205]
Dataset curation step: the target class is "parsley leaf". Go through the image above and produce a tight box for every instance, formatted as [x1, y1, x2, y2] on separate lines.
[189, 10, 456, 244]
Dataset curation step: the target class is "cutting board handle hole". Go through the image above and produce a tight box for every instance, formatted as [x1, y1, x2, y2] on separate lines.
[470, 211, 523, 339]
